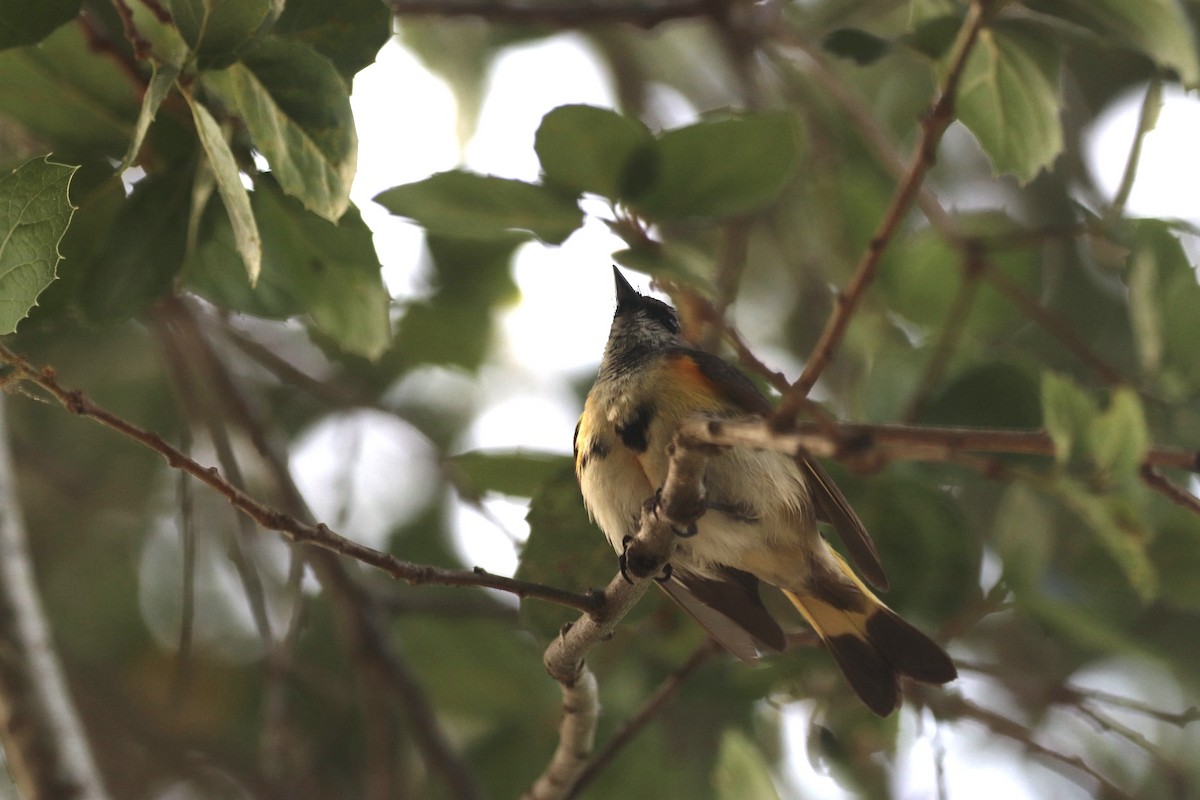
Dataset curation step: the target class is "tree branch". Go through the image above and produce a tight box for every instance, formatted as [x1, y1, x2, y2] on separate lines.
[159, 302, 487, 800]
[526, 428, 716, 798]
[0, 343, 601, 615]
[565, 638, 720, 799]
[0, 393, 111, 800]
[383, 0, 725, 29]
[522, 667, 600, 800]
[778, 0, 991, 412]
[687, 417, 1198, 474]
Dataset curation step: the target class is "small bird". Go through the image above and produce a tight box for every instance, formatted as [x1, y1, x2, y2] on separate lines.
[574, 268, 956, 716]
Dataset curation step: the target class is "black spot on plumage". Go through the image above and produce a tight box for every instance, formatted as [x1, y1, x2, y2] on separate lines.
[616, 402, 654, 453]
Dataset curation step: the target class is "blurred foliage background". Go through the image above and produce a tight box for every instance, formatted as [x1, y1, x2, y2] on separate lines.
[2, 0, 1200, 798]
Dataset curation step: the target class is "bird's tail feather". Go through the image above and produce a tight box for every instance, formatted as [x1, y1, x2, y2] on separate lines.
[783, 561, 956, 716]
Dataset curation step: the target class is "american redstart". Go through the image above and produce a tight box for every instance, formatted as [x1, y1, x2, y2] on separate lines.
[574, 267, 956, 716]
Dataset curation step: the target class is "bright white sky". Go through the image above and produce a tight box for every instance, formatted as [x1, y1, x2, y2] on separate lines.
[284, 34, 1200, 800]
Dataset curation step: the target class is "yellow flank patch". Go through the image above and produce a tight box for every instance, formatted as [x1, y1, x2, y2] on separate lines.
[662, 354, 730, 414]
[783, 589, 874, 642]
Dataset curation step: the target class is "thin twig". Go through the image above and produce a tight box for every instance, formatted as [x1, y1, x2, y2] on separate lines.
[981, 265, 1125, 386]
[777, 0, 990, 412]
[565, 638, 721, 799]
[0, 343, 603, 615]
[1140, 465, 1200, 516]
[156, 315, 275, 643]
[924, 691, 1134, 800]
[1109, 78, 1162, 220]
[164, 303, 487, 800]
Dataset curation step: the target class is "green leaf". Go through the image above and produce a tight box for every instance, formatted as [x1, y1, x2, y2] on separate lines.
[80, 170, 191, 323]
[1040, 372, 1098, 466]
[0, 157, 77, 334]
[953, 21, 1063, 184]
[1126, 219, 1200, 393]
[881, 212, 1040, 340]
[516, 467, 615, 643]
[28, 174, 125, 326]
[534, 104, 654, 199]
[389, 235, 520, 371]
[611, 241, 714, 291]
[1023, 0, 1200, 88]
[185, 92, 261, 284]
[1048, 477, 1158, 601]
[185, 192, 302, 319]
[1087, 387, 1148, 481]
[629, 112, 803, 221]
[272, 0, 391, 80]
[1126, 220, 1172, 376]
[919, 362, 1043, 429]
[0, 0, 81, 50]
[121, 64, 180, 171]
[187, 180, 389, 359]
[256, 184, 388, 359]
[450, 450, 572, 499]
[712, 730, 780, 800]
[823, 28, 892, 65]
[162, 0, 277, 67]
[374, 171, 583, 245]
[905, 14, 962, 60]
[201, 38, 357, 222]
[0, 21, 139, 156]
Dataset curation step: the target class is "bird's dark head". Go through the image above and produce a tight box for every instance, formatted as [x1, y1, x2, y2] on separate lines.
[601, 267, 682, 376]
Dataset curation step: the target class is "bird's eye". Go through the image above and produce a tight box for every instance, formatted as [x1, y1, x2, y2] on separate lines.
[643, 299, 679, 334]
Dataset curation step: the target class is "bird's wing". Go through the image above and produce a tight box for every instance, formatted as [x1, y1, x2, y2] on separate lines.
[800, 459, 889, 590]
[676, 348, 890, 591]
[659, 566, 785, 662]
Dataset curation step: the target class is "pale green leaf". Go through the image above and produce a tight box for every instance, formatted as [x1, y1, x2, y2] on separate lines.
[954, 21, 1063, 184]
[1024, 0, 1200, 88]
[713, 730, 781, 800]
[0, 157, 77, 333]
[374, 171, 583, 245]
[1040, 372, 1097, 465]
[202, 38, 356, 222]
[186, 92, 261, 284]
[1127, 221, 1169, 375]
[121, 64, 180, 171]
[1088, 387, 1149, 481]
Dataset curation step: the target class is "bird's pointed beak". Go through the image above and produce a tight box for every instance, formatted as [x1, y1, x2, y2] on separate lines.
[613, 266, 638, 308]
